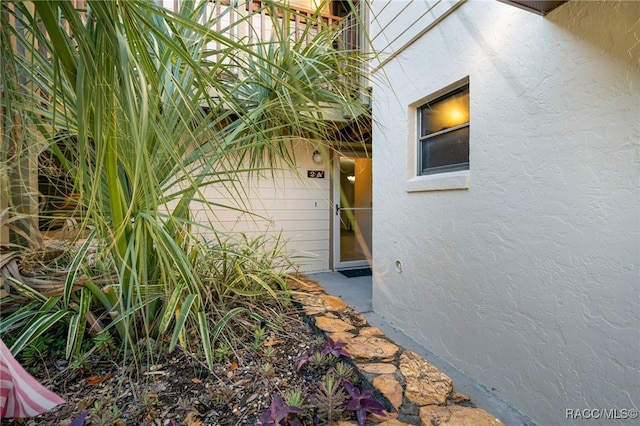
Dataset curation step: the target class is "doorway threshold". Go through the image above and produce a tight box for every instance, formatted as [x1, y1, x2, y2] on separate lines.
[337, 267, 371, 278]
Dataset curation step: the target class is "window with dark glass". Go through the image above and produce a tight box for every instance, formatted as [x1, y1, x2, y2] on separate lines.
[418, 83, 469, 175]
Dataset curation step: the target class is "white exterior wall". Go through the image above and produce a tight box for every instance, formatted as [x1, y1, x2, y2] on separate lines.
[369, 0, 464, 69]
[371, 0, 639, 424]
[193, 142, 331, 273]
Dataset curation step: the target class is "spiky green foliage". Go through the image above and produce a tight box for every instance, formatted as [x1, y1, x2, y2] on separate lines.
[0, 0, 371, 369]
[330, 360, 354, 381]
[311, 373, 347, 424]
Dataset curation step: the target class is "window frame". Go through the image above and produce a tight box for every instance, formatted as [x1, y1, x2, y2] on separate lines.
[417, 80, 470, 177]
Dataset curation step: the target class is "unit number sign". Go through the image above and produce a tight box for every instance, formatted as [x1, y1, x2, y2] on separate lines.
[307, 170, 325, 178]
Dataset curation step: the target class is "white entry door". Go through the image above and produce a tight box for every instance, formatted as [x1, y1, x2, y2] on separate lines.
[333, 154, 372, 270]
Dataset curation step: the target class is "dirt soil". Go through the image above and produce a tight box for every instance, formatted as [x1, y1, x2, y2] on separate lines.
[3, 305, 335, 426]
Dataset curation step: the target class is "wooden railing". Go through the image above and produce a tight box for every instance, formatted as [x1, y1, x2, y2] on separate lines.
[245, 0, 345, 43]
[182, 1, 363, 55]
[56, 1, 363, 61]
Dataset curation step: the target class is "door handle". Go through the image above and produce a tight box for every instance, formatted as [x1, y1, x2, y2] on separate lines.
[335, 203, 340, 216]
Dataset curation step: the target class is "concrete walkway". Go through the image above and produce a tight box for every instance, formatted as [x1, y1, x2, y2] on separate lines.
[306, 272, 535, 426]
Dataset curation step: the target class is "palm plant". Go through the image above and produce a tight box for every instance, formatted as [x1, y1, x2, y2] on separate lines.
[0, 0, 371, 369]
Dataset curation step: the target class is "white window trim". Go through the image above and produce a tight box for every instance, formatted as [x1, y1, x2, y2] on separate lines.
[406, 170, 470, 192]
[406, 76, 470, 193]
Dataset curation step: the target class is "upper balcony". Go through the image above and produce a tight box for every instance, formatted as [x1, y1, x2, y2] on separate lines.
[55, 1, 364, 63]
[155, 1, 370, 131]
[157, 0, 365, 58]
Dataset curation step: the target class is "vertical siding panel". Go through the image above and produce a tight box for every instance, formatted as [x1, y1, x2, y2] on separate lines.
[260, 3, 266, 41]
[157, 1, 337, 272]
[248, 0, 254, 44]
[193, 143, 331, 272]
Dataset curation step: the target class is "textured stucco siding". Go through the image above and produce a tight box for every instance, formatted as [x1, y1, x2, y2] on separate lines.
[371, 0, 639, 424]
[369, 0, 463, 69]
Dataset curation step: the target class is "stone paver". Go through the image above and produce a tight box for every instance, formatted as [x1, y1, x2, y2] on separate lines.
[329, 331, 356, 343]
[377, 420, 412, 426]
[373, 374, 403, 410]
[346, 335, 399, 362]
[357, 362, 397, 374]
[419, 405, 502, 425]
[315, 316, 356, 333]
[359, 326, 384, 337]
[321, 294, 348, 310]
[290, 275, 502, 425]
[400, 350, 453, 406]
[450, 392, 471, 404]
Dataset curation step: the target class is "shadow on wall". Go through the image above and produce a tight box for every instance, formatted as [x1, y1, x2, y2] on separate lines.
[456, 1, 639, 99]
[547, 0, 640, 67]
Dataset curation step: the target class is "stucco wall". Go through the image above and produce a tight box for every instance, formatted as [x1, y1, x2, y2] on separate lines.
[371, 0, 639, 424]
[369, 0, 464, 69]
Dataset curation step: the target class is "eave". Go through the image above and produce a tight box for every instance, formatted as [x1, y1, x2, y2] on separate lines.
[498, 0, 569, 15]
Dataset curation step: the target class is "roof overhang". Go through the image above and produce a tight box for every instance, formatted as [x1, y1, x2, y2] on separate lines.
[498, 0, 569, 15]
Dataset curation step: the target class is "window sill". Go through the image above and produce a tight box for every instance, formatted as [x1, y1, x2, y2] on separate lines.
[406, 170, 470, 192]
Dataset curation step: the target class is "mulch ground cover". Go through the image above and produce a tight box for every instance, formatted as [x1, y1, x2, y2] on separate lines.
[2, 304, 332, 426]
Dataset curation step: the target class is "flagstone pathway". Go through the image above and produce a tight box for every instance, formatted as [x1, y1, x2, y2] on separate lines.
[289, 275, 503, 426]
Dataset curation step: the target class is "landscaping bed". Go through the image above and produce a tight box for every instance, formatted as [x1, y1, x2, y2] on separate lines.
[3, 304, 330, 425]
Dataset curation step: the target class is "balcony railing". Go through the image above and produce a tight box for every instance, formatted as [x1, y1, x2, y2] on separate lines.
[159, 0, 359, 52]
[52, 0, 365, 93]
[56, 1, 360, 53]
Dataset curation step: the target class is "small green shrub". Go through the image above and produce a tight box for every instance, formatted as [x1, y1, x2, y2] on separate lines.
[214, 342, 233, 362]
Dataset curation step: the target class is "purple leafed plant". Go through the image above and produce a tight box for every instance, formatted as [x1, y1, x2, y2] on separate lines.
[342, 380, 386, 426]
[321, 337, 351, 359]
[297, 338, 351, 372]
[296, 347, 316, 371]
[69, 411, 90, 426]
[255, 394, 303, 426]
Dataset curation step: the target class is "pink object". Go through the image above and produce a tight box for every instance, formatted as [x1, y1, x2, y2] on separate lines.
[0, 339, 65, 418]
